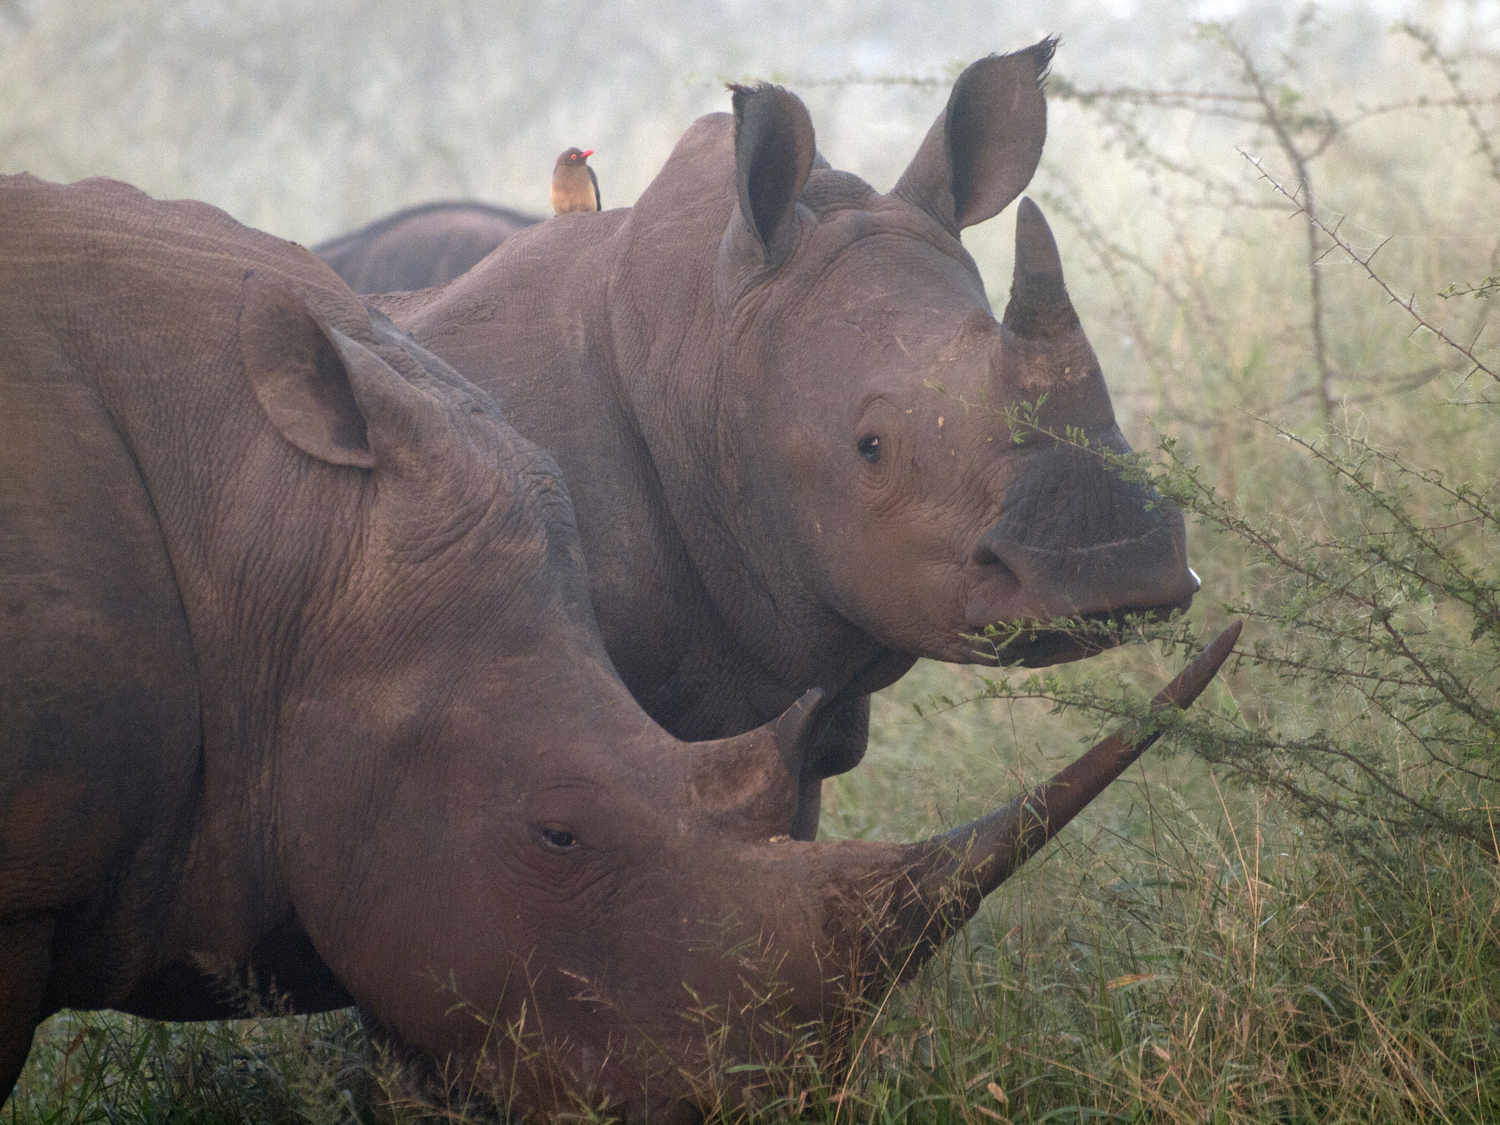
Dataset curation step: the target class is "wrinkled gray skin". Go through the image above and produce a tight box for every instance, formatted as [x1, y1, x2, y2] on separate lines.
[378, 42, 1199, 840]
[314, 200, 540, 293]
[0, 171, 1230, 1123]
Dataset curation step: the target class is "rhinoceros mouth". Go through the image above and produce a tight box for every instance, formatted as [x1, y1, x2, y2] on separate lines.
[970, 619, 1123, 667]
[965, 597, 1196, 668]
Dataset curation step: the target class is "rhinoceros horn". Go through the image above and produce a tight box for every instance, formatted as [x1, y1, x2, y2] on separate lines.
[814, 620, 1240, 989]
[1000, 196, 1082, 340]
[684, 687, 825, 837]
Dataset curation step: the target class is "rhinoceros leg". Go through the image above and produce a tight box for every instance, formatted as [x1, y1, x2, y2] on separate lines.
[791, 693, 873, 840]
[0, 916, 55, 1102]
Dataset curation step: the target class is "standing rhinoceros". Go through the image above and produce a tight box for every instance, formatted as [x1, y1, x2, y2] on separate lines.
[0, 173, 1233, 1122]
[374, 41, 1200, 839]
[313, 199, 540, 293]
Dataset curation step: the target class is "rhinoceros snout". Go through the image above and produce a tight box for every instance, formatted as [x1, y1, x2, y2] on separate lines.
[964, 513, 1197, 665]
[961, 440, 1198, 645]
[968, 520, 1197, 613]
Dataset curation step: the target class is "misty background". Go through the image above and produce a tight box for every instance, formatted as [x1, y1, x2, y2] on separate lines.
[3, 3, 1488, 274]
[2, 0, 1496, 451]
[6, 8, 1499, 1117]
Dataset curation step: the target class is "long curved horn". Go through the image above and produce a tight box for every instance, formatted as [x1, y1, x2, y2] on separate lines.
[823, 621, 1241, 982]
[1000, 197, 1081, 339]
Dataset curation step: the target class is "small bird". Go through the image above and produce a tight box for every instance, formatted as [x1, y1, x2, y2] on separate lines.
[551, 147, 601, 215]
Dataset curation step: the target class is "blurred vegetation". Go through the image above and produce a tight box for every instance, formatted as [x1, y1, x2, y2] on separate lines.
[991, 10, 1500, 863]
[5, 1, 1500, 1122]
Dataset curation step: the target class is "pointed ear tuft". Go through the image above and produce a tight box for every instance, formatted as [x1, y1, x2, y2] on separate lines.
[729, 81, 816, 267]
[241, 280, 376, 468]
[893, 38, 1053, 232]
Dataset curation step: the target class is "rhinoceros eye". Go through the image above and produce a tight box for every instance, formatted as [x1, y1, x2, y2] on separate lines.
[857, 434, 881, 464]
[539, 826, 578, 850]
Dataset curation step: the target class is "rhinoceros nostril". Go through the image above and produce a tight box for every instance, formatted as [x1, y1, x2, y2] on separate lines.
[971, 535, 1022, 585]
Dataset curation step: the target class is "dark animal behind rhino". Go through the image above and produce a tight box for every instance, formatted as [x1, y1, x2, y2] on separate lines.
[377, 40, 1199, 837]
[314, 199, 540, 293]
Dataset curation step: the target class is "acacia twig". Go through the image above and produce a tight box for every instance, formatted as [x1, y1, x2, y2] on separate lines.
[1398, 22, 1500, 187]
[1243, 153, 1498, 389]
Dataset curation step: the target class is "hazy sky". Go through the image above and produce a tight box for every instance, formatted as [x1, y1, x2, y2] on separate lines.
[5, 0, 1476, 240]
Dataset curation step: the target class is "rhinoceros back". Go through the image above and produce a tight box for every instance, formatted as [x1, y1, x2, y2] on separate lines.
[0, 171, 430, 1018]
[314, 200, 541, 293]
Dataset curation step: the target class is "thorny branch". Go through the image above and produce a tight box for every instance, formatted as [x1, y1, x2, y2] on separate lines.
[1051, 77, 1500, 128]
[1216, 33, 1339, 425]
[1243, 152, 1499, 392]
[1397, 22, 1500, 187]
[1040, 22, 1500, 416]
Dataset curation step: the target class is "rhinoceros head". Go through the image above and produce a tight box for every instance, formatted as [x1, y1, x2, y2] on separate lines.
[239, 278, 1229, 1122]
[234, 281, 835, 1116]
[625, 42, 1195, 676]
[309, 626, 1235, 1125]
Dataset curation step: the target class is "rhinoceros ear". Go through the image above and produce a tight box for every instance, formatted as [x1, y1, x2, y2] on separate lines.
[684, 688, 825, 838]
[241, 281, 378, 469]
[729, 82, 816, 267]
[893, 38, 1053, 232]
[325, 326, 466, 483]
[242, 281, 457, 477]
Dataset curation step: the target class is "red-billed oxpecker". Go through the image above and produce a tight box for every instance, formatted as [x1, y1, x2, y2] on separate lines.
[551, 147, 601, 215]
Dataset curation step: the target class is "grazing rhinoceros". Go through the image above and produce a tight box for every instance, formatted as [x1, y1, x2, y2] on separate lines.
[0, 172, 1236, 1122]
[313, 199, 540, 293]
[374, 41, 1200, 839]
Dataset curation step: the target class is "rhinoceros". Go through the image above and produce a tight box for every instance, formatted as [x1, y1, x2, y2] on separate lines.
[374, 41, 1200, 839]
[1, 172, 1234, 1122]
[313, 199, 540, 293]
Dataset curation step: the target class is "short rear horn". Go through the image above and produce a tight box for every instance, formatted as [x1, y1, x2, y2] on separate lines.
[1000, 197, 1081, 339]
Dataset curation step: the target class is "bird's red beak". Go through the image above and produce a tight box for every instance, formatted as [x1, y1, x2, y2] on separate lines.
[581, 149, 594, 158]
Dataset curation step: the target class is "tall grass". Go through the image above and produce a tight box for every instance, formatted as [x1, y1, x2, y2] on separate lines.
[8, 1009, 373, 1125]
[822, 785, 1500, 1124]
[13, 707, 1497, 1123]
